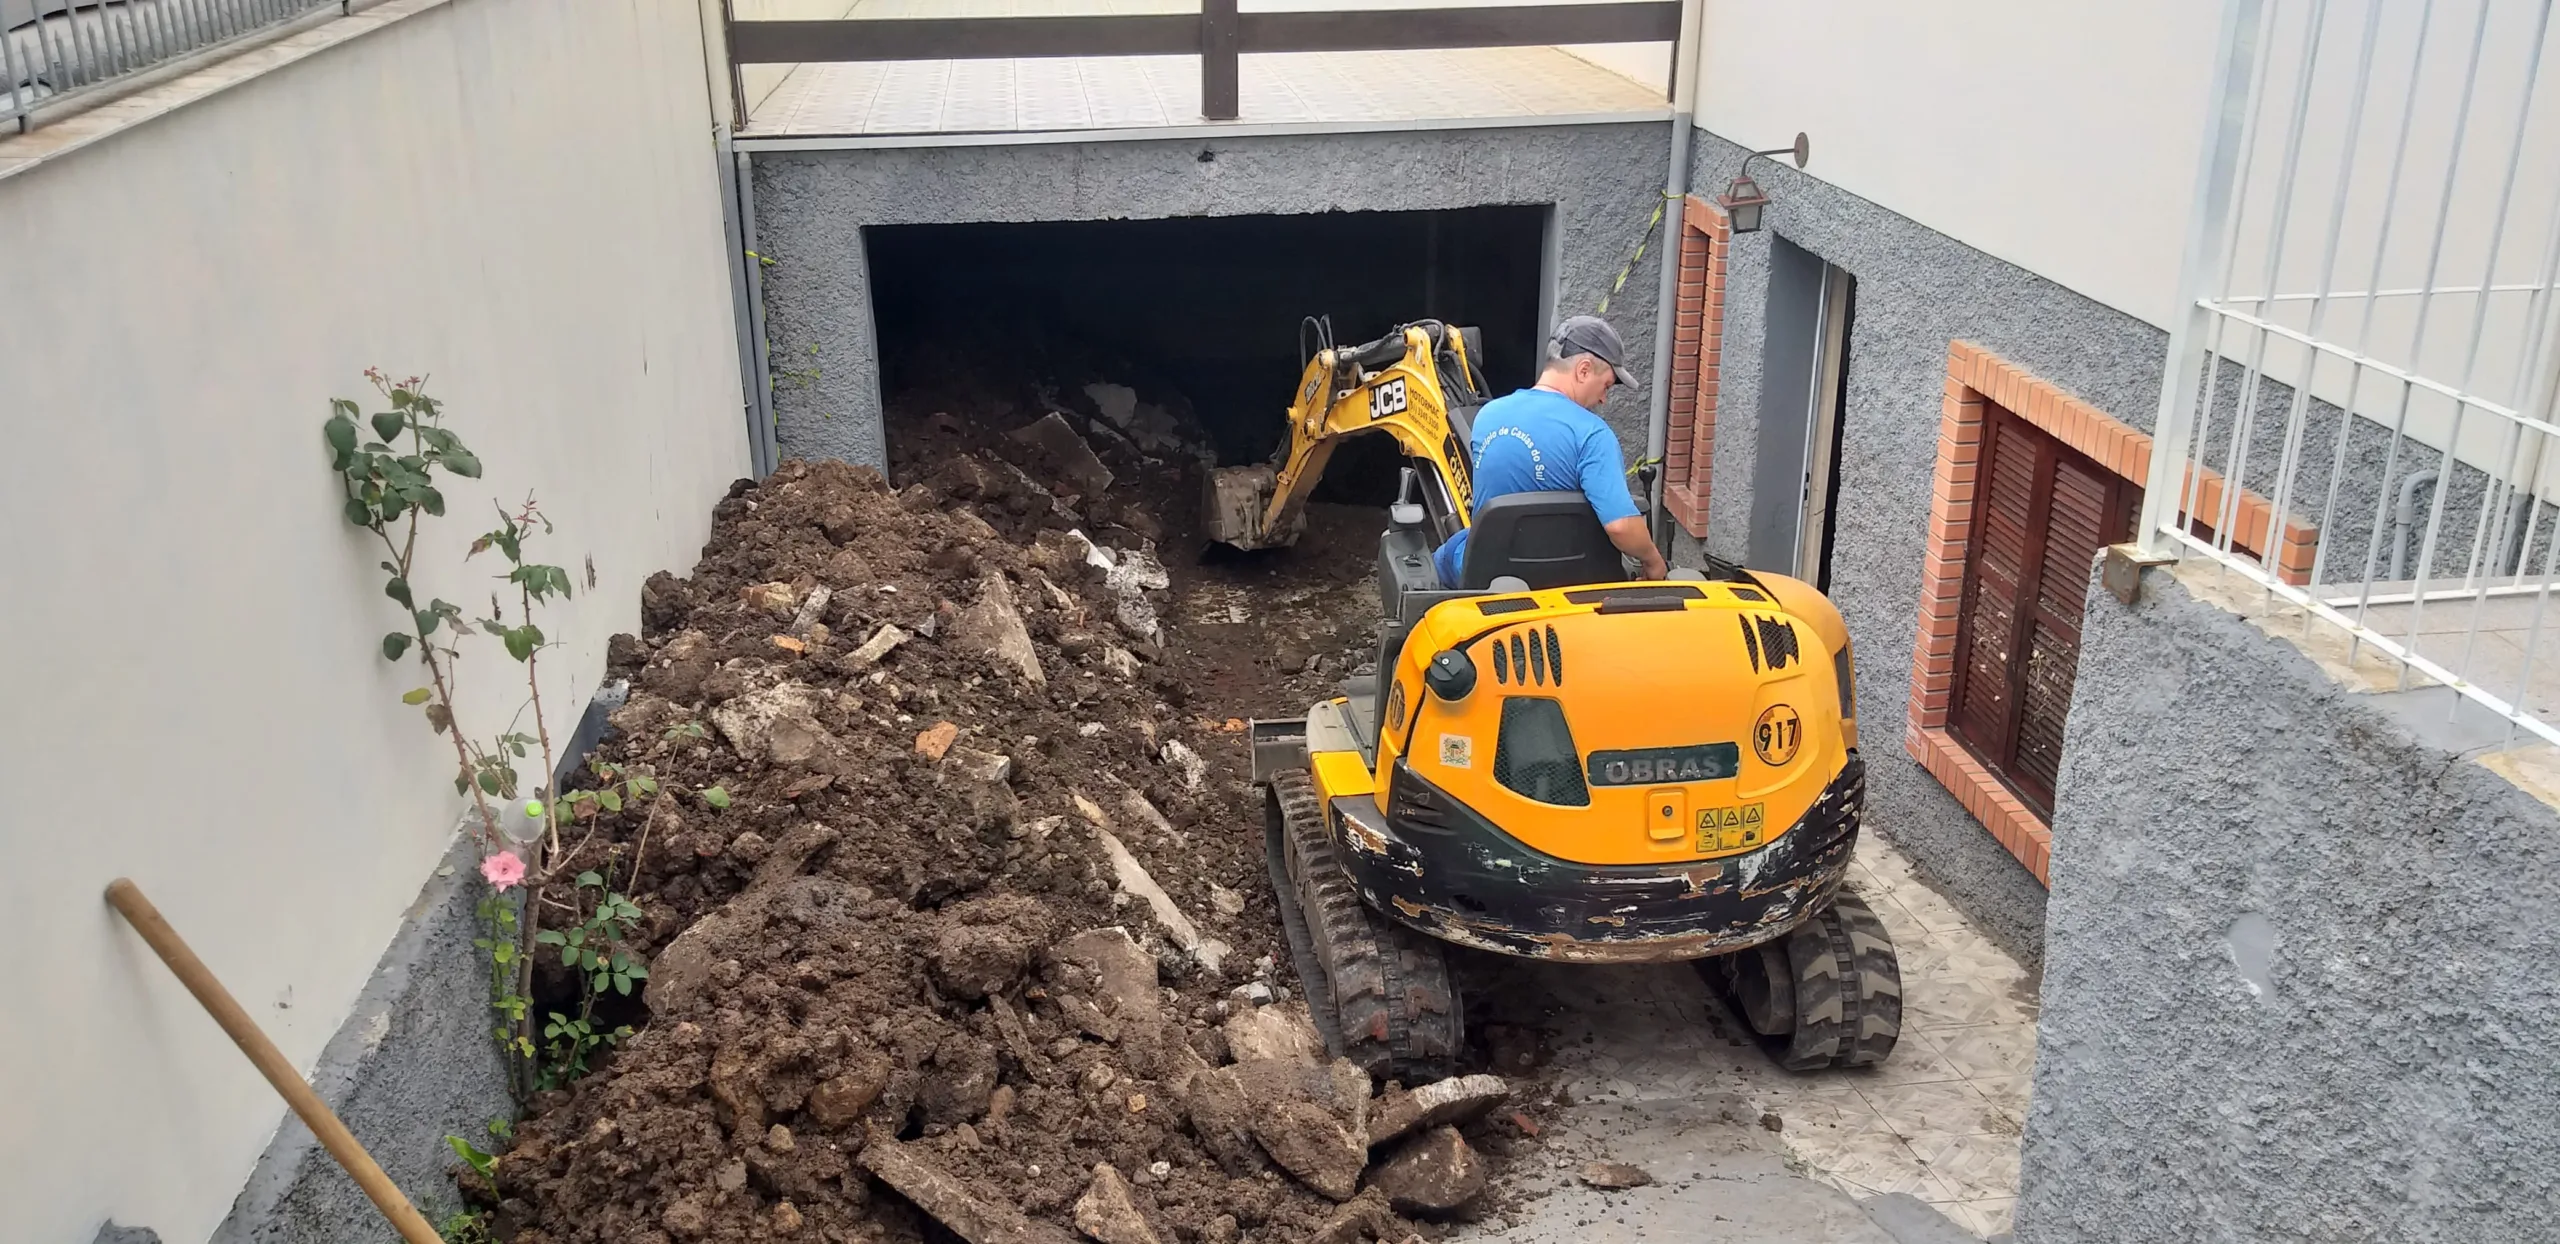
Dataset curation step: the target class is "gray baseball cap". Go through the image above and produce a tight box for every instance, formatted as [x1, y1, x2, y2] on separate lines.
[1550, 315, 1641, 390]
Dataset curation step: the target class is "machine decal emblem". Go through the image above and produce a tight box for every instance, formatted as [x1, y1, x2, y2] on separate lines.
[1696, 803, 1768, 852]
[1754, 704, 1803, 765]
[1439, 733, 1473, 769]
[1587, 743, 1740, 785]
[1368, 377, 1409, 421]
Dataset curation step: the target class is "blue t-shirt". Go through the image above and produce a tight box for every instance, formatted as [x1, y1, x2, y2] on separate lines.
[1432, 387, 1640, 585]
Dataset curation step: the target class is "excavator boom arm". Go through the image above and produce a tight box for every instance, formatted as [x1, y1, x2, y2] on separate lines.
[1202, 321, 1487, 550]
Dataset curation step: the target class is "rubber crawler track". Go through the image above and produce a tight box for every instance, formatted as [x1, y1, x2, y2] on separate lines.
[1773, 888, 1903, 1071]
[1264, 769, 1462, 1081]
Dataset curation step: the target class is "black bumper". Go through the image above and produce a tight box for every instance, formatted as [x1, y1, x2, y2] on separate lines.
[1331, 755, 1866, 963]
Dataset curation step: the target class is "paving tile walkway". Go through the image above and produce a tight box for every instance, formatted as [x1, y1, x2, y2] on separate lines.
[1461, 833, 2036, 1241]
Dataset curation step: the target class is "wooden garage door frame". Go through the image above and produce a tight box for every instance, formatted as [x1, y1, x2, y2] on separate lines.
[1906, 342, 2318, 884]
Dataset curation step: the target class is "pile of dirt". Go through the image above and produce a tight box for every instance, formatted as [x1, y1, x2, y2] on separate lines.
[479, 440, 1514, 1243]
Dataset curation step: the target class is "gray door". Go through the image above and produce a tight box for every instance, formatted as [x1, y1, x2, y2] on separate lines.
[1748, 236, 1855, 585]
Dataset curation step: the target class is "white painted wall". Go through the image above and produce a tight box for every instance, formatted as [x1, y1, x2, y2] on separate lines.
[1691, 0, 2225, 330]
[0, 1, 748, 1240]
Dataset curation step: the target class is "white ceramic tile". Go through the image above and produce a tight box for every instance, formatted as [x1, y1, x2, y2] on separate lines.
[1906, 1131, 2024, 1202]
[1940, 1196, 2018, 1238]
[1856, 1079, 2015, 1139]
[1932, 1024, 2040, 1082]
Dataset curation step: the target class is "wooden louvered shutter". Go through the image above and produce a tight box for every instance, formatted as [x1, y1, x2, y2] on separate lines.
[1950, 405, 2137, 818]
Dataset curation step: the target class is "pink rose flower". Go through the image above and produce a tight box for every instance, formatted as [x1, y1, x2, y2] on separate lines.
[480, 850, 526, 891]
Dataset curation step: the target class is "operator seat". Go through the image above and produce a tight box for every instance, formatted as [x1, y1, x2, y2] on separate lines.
[1455, 491, 1625, 590]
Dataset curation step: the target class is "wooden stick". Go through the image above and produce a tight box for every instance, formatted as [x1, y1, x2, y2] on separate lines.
[105, 878, 444, 1244]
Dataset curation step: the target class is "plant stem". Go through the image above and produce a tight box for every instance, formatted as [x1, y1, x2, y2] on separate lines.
[376, 520, 500, 847]
[522, 583, 561, 862]
[510, 891, 541, 1100]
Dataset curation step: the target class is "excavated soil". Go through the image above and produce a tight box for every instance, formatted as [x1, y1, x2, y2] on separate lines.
[478, 374, 1535, 1243]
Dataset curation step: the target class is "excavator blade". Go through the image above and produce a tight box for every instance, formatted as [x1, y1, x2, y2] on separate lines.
[1202, 464, 1299, 550]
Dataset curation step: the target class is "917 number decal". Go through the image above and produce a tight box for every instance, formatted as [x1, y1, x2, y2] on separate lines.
[1368, 377, 1408, 421]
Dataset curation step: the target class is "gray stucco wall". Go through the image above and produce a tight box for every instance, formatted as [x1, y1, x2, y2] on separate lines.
[746, 121, 1674, 468]
[210, 827, 516, 1243]
[2019, 564, 2560, 1244]
[1674, 129, 2187, 963]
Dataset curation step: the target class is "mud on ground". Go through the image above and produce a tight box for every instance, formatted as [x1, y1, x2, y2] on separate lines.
[478, 385, 1538, 1244]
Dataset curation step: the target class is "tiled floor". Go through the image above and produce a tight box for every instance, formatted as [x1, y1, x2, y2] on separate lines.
[743, 45, 1666, 136]
[1463, 832, 2037, 1241]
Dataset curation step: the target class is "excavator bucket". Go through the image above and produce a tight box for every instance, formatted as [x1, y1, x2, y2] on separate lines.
[1202, 464, 1301, 550]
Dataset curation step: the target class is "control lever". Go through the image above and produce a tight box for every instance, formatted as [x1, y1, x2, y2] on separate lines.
[1390, 466, 1427, 530]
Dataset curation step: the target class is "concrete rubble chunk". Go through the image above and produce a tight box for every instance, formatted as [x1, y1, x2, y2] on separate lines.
[1101, 647, 1142, 680]
[1366, 1127, 1487, 1217]
[1009, 411, 1117, 496]
[1307, 1188, 1398, 1244]
[944, 745, 1015, 785]
[930, 923, 1033, 1000]
[1057, 927, 1161, 1027]
[788, 583, 834, 634]
[952, 572, 1047, 687]
[709, 681, 821, 759]
[1103, 545, 1171, 644]
[1160, 739, 1207, 792]
[1366, 1074, 1511, 1148]
[848, 623, 910, 667]
[1224, 1001, 1325, 1065]
[1210, 884, 1247, 918]
[1578, 1161, 1655, 1190]
[860, 1140, 1080, 1244]
[1227, 1058, 1371, 1201]
[767, 710, 835, 769]
[1090, 826, 1229, 973]
[1072, 1163, 1163, 1244]
[743, 580, 800, 617]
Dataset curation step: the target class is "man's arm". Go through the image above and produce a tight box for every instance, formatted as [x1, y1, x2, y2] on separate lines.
[1604, 515, 1669, 580]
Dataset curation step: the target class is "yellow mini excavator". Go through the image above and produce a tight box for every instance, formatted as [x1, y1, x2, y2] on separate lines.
[1211, 318, 1901, 1081]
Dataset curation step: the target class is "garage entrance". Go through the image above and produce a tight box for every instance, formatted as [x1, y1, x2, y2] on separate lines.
[867, 206, 1548, 501]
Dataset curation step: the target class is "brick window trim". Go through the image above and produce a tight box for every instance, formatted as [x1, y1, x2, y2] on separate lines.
[1662, 196, 1731, 538]
[1905, 341, 2320, 885]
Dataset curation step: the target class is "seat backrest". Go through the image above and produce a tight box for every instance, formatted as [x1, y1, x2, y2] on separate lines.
[1457, 491, 1625, 590]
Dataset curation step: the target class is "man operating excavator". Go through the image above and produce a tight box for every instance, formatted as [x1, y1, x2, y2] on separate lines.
[1428, 314, 1669, 586]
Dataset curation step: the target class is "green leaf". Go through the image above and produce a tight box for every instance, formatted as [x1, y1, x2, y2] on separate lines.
[631, 775, 659, 796]
[504, 624, 541, 662]
[380, 493, 407, 524]
[596, 788, 622, 814]
[372, 411, 406, 443]
[559, 945, 579, 968]
[402, 687, 433, 705]
[445, 447, 483, 479]
[579, 948, 599, 970]
[384, 577, 414, 609]
[382, 633, 412, 661]
[534, 930, 566, 945]
[477, 770, 501, 796]
[345, 497, 374, 528]
[613, 974, 632, 997]
[575, 870, 603, 888]
[701, 786, 731, 810]
[416, 609, 441, 637]
[444, 1134, 497, 1179]
[391, 388, 416, 410]
[624, 962, 649, 980]
[418, 486, 446, 518]
[325, 413, 359, 455]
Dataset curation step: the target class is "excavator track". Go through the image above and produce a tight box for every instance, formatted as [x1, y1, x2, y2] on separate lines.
[1264, 768, 1463, 1081]
[1709, 888, 1902, 1071]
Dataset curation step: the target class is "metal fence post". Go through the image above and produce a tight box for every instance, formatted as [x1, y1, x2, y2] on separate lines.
[2136, 0, 2269, 558]
[1200, 0, 1239, 121]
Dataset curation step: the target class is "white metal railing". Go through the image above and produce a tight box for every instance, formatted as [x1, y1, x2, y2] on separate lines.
[2141, 0, 2560, 747]
[2, 0, 340, 131]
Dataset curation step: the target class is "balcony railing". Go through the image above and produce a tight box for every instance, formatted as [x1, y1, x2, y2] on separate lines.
[2, 0, 342, 131]
[2140, 0, 2560, 746]
[724, 0, 1679, 124]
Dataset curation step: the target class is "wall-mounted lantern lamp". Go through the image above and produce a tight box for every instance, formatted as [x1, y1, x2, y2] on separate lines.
[1718, 132, 1811, 234]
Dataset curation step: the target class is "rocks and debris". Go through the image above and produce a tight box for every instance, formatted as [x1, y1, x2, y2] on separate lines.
[1008, 411, 1117, 497]
[472, 444, 1510, 1243]
[1578, 1161, 1656, 1191]
[1365, 1127, 1488, 1216]
[1072, 1164, 1163, 1244]
[1367, 1074, 1511, 1148]
[861, 1141, 1079, 1244]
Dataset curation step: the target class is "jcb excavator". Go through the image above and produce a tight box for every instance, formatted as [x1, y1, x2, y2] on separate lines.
[1208, 317, 1902, 1080]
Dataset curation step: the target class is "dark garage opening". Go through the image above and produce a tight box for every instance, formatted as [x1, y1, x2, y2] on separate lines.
[868, 207, 1548, 503]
